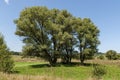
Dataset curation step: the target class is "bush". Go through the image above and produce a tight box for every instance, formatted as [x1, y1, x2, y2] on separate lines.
[105, 50, 117, 60]
[97, 55, 105, 60]
[92, 64, 106, 80]
[0, 50, 14, 73]
[116, 54, 120, 60]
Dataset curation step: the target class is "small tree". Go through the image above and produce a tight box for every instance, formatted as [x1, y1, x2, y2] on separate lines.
[0, 34, 14, 73]
[74, 18, 100, 64]
[105, 50, 117, 60]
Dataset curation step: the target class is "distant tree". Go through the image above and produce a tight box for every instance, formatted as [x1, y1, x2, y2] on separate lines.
[74, 18, 100, 64]
[97, 55, 105, 60]
[105, 50, 117, 60]
[0, 34, 14, 73]
[10, 51, 20, 55]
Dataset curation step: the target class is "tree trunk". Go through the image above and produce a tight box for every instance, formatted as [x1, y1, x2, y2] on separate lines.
[44, 49, 56, 66]
[80, 53, 83, 64]
[49, 57, 56, 66]
[69, 46, 73, 63]
[66, 49, 69, 64]
[80, 46, 85, 65]
[80, 58, 84, 65]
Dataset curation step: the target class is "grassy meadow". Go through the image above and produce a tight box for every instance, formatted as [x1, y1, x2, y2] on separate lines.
[1, 55, 120, 80]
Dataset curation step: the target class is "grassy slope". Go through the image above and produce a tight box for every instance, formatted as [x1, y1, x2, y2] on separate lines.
[11, 56, 120, 80]
[104, 65, 120, 80]
[14, 62, 120, 80]
[14, 62, 91, 80]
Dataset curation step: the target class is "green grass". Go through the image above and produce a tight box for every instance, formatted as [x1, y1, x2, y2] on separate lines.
[14, 62, 92, 80]
[13, 60, 120, 80]
[104, 65, 120, 80]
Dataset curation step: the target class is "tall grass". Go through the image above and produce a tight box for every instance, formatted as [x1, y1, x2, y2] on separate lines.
[0, 72, 65, 80]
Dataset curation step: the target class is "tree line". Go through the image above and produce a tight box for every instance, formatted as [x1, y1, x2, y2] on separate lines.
[98, 50, 120, 60]
[14, 6, 100, 66]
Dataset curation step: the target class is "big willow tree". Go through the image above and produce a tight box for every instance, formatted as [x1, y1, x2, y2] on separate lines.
[14, 6, 100, 65]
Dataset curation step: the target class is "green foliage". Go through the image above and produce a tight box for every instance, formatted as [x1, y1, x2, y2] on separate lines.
[10, 51, 20, 55]
[92, 65, 106, 80]
[22, 45, 39, 57]
[0, 34, 14, 73]
[116, 54, 120, 60]
[0, 51, 14, 73]
[105, 50, 117, 60]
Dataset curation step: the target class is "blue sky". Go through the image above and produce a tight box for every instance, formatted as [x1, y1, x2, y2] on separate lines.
[0, 0, 120, 53]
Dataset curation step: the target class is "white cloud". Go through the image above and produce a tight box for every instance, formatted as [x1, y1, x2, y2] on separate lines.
[4, 0, 9, 4]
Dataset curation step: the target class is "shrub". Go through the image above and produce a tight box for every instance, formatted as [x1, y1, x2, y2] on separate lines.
[116, 54, 120, 60]
[0, 50, 14, 73]
[0, 34, 14, 73]
[92, 64, 106, 80]
[97, 55, 105, 60]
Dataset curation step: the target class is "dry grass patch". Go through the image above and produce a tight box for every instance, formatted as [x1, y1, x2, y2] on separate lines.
[12, 55, 45, 62]
[0, 72, 67, 80]
[85, 59, 120, 66]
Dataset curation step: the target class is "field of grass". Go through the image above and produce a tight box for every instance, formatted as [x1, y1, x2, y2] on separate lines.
[14, 62, 91, 80]
[1, 55, 120, 80]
